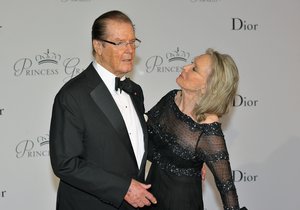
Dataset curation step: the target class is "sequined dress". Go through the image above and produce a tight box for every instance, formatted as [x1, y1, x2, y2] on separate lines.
[145, 90, 240, 210]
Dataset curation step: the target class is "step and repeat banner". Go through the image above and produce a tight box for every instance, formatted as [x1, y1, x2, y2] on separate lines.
[1, 0, 299, 209]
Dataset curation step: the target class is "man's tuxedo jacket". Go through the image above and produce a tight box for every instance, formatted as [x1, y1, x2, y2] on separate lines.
[50, 63, 148, 210]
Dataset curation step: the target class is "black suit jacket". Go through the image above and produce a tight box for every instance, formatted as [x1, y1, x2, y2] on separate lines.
[50, 63, 148, 210]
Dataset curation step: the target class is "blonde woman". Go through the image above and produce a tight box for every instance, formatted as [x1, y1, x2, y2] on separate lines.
[146, 49, 247, 210]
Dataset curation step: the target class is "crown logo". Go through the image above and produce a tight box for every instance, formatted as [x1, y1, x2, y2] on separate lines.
[35, 49, 61, 65]
[37, 135, 49, 146]
[166, 47, 190, 62]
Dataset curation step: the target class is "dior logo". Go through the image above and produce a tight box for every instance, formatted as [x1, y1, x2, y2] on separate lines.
[232, 18, 258, 31]
[232, 170, 258, 182]
[233, 94, 258, 107]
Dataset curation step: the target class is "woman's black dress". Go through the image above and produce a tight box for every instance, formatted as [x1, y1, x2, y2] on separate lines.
[145, 90, 240, 210]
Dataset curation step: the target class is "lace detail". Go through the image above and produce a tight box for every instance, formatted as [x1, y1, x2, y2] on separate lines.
[216, 179, 237, 195]
[205, 150, 229, 162]
[151, 148, 202, 177]
[147, 89, 240, 210]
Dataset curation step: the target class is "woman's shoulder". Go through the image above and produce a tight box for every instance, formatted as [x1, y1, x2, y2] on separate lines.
[200, 118, 223, 137]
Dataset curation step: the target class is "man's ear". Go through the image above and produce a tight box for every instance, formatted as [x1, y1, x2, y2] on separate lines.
[92, 40, 103, 55]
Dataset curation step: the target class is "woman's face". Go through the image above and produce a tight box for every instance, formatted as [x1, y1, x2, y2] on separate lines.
[176, 54, 212, 94]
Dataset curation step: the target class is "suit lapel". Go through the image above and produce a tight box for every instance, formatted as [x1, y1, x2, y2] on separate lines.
[86, 64, 148, 176]
[90, 83, 130, 140]
[86, 64, 137, 165]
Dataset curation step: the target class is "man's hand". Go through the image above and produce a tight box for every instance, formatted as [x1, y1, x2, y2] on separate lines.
[124, 179, 157, 208]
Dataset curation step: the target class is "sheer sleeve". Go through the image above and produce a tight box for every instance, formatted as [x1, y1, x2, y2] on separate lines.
[197, 133, 240, 210]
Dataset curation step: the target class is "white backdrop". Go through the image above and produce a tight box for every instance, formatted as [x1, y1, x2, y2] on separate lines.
[1, 0, 300, 209]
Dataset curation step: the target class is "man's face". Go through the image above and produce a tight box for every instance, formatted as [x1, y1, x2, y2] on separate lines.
[94, 20, 137, 77]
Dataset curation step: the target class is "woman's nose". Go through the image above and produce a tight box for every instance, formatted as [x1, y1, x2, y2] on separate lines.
[182, 64, 191, 72]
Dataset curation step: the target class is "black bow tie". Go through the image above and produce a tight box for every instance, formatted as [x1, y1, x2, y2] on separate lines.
[115, 77, 133, 94]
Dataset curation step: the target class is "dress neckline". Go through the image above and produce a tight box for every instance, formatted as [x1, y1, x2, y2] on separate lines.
[169, 89, 220, 128]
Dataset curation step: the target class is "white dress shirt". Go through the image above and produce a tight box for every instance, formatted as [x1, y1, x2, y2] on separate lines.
[93, 61, 145, 169]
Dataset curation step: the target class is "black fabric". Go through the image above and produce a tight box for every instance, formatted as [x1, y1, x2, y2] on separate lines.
[145, 89, 241, 210]
[115, 77, 134, 94]
[50, 63, 147, 210]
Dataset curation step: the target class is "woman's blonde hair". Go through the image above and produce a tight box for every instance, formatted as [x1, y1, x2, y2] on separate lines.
[194, 48, 239, 122]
